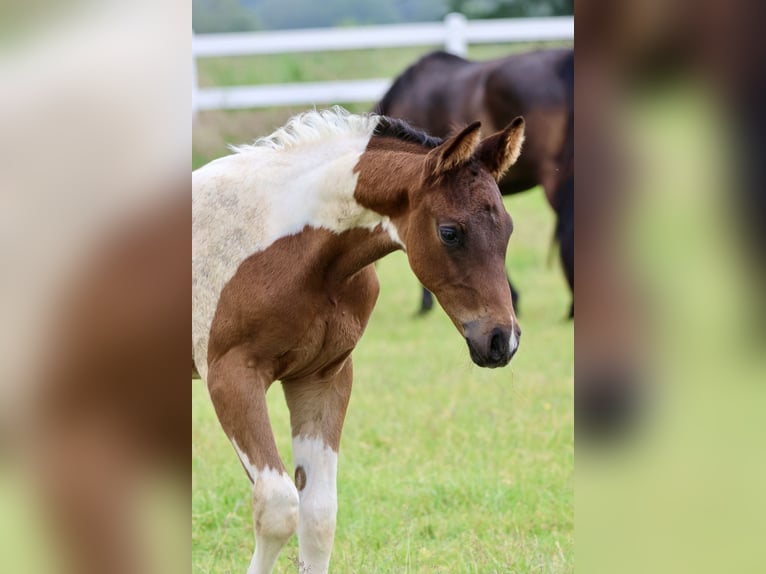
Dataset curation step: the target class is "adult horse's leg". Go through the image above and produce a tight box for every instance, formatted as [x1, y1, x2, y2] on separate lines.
[508, 275, 520, 312]
[206, 348, 299, 574]
[419, 286, 434, 314]
[539, 164, 574, 318]
[559, 211, 574, 318]
[554, 174, 575, 318]
[282, 358, 354, 574]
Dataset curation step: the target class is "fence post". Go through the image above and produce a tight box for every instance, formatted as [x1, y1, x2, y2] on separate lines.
[444, 12, 468, 56]
[192, 30, 199, 118]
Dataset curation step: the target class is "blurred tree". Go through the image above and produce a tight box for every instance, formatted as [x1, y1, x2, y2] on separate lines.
[244, 0, 400, 29]
[193, 0, 572, 32]
[193, 0, 261, 33]
[393, 0, 450, 22]
[447, 0, 572, 18]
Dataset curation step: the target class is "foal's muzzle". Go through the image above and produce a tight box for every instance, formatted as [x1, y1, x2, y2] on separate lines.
[464, 322, 520, 368]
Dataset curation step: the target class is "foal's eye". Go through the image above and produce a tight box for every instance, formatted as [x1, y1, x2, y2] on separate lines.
[438, 225, 462, 247]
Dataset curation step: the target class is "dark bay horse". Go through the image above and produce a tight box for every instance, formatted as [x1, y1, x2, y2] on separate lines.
[376, 48, 574, 317]
[192, 107, 525, 573]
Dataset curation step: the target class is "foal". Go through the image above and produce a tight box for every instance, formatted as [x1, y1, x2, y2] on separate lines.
[192, 108, 524, 573]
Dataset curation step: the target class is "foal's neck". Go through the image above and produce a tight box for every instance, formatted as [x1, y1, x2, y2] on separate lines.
[323, 143, 425, 284]
[353, 141, 426, 244]
[321, 226, 400, 287]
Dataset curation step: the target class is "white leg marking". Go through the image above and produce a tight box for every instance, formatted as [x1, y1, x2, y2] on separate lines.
[233, 440, 299, 574]
[292, 436, 339, 574]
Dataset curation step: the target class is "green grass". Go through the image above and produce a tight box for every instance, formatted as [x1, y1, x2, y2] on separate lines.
[192, 192, 573, 574]
[193, 42, 573, 573]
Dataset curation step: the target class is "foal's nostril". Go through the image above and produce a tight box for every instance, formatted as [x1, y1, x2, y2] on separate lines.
[489, 328, 508, 362]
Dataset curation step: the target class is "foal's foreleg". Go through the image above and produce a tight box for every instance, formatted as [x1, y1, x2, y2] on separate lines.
[207, 350, 298, 574]
[283, 358, 354, 574]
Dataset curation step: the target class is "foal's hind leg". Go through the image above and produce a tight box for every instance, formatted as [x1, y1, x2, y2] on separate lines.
[207, 349, 299, 574]
[282, 358, 354, 574]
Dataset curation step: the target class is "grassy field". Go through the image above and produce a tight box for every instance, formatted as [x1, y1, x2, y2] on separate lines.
[191, 196, 574, 574]
[193, 42, 573, 573]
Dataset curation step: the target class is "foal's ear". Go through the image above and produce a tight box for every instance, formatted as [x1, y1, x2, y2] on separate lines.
[425, 121, 482, 178]
[476, 116, 525, 181]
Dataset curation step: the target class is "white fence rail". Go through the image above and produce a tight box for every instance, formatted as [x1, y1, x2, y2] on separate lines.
[192, 13, 573, 113]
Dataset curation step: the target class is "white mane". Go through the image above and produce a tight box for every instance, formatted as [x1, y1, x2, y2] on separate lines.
[230, 106, 381, 153]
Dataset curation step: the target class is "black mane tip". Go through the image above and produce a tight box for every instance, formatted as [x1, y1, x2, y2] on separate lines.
[373, 116, 442, 149]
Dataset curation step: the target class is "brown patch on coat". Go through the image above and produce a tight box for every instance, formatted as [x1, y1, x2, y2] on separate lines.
[206, 225, 399, 467]
[295, 466, 307, 491]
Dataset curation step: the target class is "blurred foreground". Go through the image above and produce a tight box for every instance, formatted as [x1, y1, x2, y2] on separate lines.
[576, 0, 766, 572]
[0, 1, 189, 573]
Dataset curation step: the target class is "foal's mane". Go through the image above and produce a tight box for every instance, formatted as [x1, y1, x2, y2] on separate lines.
[230, 106, 442, 155]
[230, 106, 380, 153]
[373, 117, 442, 149]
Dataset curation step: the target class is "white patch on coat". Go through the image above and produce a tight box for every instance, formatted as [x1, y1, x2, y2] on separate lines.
[232, 439, 299, 574]
[192, 108, 402, 380]
[292, 436, 339, 574]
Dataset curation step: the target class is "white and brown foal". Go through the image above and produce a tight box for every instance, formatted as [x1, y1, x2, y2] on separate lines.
[192, 108, 524, 573]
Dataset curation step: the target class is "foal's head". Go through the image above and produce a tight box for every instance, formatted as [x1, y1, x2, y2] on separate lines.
[405, 118, 525, 367]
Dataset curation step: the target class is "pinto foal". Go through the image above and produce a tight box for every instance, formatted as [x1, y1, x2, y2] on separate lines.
[192, 108, 525, 573]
